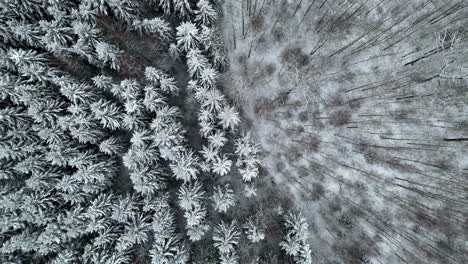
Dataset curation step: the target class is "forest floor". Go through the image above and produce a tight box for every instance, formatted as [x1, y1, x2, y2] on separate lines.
[221, 0, 468, 263]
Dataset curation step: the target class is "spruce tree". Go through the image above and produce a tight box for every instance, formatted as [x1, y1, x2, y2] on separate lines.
[176, 22, 199, 52]
[212, 184, 235, 213]
[195, 0, 218, 26]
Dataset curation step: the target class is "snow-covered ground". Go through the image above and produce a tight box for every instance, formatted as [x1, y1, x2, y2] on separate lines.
[221, 0, 468, 263]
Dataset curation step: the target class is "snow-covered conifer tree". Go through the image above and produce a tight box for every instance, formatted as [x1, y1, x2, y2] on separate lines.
[235, 132, 261, 182]
[143, 86, 167, 112]
[132, 18, 172, 42]
[110, 195, 138, 224]
[73, 21, 101, 44]
[95, 41, 123, 70]
[8, 21, 43, 48]
[208, 130, 227, 149]
[99, 136, 127, 156]
[168, 43, 181, 60]
[184, 204, 207, 228]
[174, 0, 192, 19]
[211, 154, 232, 176]
[144, 66, 179, 94]
[200, 144, 219, 162]
[243, 184, 257, 198]
[279, 212, 313, 264]
[213, 220, 240, 255]
[106, 0, 141, 23]
[176, 22, 199, 52]
[177, 180, 205, 211]
[159, 73, 180, 95]
[242, 217, 265, 243]
[90, 99, 124, 130]
[212, 184, 235, 213]
[116, 214, 152, 251]
[150, 201, 189, 264]
[201, 89, 225, 112]
[130, 166, 166, 196]
[92, 75, 114, 91]
[217, 105, 240, 131]
[195, 0, 218, 26]
[39, 20, 73, 51]
[186, 48, 208, 77]
[184, 204, 210, 241]
[199, 67, 218, 88]
[58, 80, 99, 105]
[199, 119, 215, 138]
[156, 0, 172, 15]
[118, 79, 142, 101]
[220, 253, 239, 264]
[169, 150, 199, 182]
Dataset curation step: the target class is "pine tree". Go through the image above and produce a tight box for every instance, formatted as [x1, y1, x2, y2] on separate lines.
[110, 195, 138, 224]
[145, 66, 179, 95]
[99, 136, 127, 156]
[67, 114, 107, 144]
[92, 75, 114, 91]
[217, 105, 240, 132]
[73, 3, 100, 25]
[212, 184, 235, 213]
[106, 0, 141, 23]
[174, 0, 192, 19]
[200, 144, 219, 162]
[72, 21, 101, 48]
[235, 132, 261, 182]
[169, 150, 199, 182]
[199, 119, 215, 138]
[132, 18, 172, 42]
[242, 217, 265, 243]
[194, 0, 218, 26]
[279, 212, 313, 264]
[199, 67, 218, 88]
[130, 166, 166, 196]
[90, 99, 124, 130]
[176, 22, 199, 52]
[184, 204, 207, 228]
[116, 214, 152, 252]
[156, 0, 172, 15]
[219, 253, 239, 264]
[159, 73, 179, 95]
[118, 79, 143, 101]
[178, 180, 205, 211]
[208, 130, 227, 149]
[184, 203, 209, 241]
[243, 184, 257, 198]
[95, 41, 123, 70]
[58, 80, 99, 105]
[150, 200, 189, 264]
[84, 193, 115, 230]
[8, 21, 43, 48]
[39, 20, 73, 52]
[201, 89, 225, 112]
[27, 99, 67, 127]
[186, 48, 208, 77]
[213, 220, 240, 255]
[168, 43, 181, 61]
[143, 86, 167, 112]
[211, 154, 232, 176]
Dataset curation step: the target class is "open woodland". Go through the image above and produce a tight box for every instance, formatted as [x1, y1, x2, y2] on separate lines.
[0, 0, 467, 264]
[222, 0, 468, 263]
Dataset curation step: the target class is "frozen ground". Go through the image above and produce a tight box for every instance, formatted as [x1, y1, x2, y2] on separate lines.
[221, 0, 468, 263]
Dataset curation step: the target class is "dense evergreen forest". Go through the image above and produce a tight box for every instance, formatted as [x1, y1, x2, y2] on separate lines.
[0, 0, 309, 263]
[0, 0, 467, 264]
